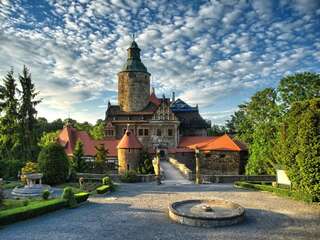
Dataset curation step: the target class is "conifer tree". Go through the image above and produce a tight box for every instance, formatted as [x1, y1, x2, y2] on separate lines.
[94, 144, 108, 173]
[72, 140, 86, 172]
[19, 65, 41, 161]
[0, 68, 21, 160]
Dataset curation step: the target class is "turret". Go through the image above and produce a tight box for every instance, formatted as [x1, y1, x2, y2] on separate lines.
[117, 128, 143, 174]
[118, 40, 150, 112]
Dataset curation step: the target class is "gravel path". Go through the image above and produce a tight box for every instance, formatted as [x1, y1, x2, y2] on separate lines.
[0, 182, 319, 240]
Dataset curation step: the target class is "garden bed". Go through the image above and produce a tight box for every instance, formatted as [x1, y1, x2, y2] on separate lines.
[234, 181, 314, 202]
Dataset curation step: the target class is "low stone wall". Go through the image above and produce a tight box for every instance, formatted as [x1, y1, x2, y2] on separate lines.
[76, 173, 155, 183]
[168, 157, 192, 180]
[198, 174, 276, 183]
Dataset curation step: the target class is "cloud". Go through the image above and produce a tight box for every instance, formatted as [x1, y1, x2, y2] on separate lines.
[0, 0, 319, 125]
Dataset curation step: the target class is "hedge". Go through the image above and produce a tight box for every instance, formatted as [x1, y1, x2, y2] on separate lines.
[234, 181, 314, 202]
[96, 185, 111, 194]
[75, 192, 90, 203]
[0, 198, 67, 226]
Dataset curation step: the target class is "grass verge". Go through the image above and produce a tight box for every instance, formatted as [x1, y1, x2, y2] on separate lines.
[234, 181, 314, 203]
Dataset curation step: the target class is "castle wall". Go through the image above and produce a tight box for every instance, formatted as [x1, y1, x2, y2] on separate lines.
[118, 72, 150, 112]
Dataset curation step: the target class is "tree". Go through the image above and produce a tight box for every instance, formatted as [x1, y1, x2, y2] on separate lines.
[0, 69, 21, 161]
[278, 72, 320, 110]
[94, 144, 108, 173]
[38, 143, 69, 185]
[72, 140, 86, 172]
[90, 120, 105, 140]
[278, 98, 320, 201]
[38, 131, 59, 148]
[19, 65, 41, 161]
[207, 124, 226, 136]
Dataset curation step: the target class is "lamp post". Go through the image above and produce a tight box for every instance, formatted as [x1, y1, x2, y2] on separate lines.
[195, 148, 202, 184]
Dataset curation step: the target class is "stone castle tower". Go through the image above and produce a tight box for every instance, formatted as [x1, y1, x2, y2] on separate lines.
[118, 40, 151, 112]
[117, 128, 143, 174]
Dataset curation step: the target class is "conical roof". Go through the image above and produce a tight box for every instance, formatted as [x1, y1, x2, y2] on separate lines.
[119, 40, 149, 73]
[117, 129, 143, 149]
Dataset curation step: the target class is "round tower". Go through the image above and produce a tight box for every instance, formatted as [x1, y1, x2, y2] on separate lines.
[117, 128, 143, 174]
[118, 40, 150, 112]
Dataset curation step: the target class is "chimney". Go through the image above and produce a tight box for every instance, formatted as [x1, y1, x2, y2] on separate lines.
[172, 92, 175, 102]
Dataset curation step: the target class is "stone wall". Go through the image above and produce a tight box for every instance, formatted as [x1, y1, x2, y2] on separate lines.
[168, 157, 193, 180]
[117, 148, 141, 174]
[118, 71, 150, 112]
[200, 151, 241, 175]
[170, 152, 195, 172]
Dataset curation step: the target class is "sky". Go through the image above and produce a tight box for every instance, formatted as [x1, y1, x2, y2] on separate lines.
[0, 0, 319, 125]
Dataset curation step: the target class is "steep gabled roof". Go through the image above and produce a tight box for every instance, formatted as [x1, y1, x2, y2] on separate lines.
[58, 125, 119, 157]
[117, 129, 143, 149]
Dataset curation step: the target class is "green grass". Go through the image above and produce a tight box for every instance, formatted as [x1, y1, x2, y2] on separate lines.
[0, 198, 67, 225]
[234, 181, 314, 203]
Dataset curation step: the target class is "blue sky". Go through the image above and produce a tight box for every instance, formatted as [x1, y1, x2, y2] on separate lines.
[0, 0, 319, 125]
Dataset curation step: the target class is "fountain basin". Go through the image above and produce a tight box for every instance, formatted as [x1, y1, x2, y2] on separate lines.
[12, 184, 53, 198]
[168, 199, 245, 227]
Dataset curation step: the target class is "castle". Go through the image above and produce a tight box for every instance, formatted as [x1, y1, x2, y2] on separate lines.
[58, 40, 247, 176]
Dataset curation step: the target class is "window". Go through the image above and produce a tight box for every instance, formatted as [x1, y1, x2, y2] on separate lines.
[144, 129, 149, 136]
[156, 129, 162, 136]
[168, 129, 173, 136]
[138, 129, 144, 136]
[106, 130, 113, 136]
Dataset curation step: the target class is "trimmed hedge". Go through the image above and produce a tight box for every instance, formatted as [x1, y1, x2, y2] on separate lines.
[75, 192, 90, 203]
[0, 198, 67, 226]
[234, 181, 314, 202]
[96, 185, 111, 194]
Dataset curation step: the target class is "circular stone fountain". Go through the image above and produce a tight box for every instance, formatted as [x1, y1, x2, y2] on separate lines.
[168, 199, 245, 227]
[12, 173, 53, 198]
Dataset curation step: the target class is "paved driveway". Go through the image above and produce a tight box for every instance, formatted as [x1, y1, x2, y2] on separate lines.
[0, 182, 319, 240]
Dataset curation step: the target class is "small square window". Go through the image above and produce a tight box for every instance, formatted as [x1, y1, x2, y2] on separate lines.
[144, 129, 149, 136]
[138, 129, 143, 136]
[168, 129, 173, 136]
[157, 129, 161, 136]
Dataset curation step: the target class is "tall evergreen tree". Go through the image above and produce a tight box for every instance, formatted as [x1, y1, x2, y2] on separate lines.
[94, 144, 108, 173]
[72, 140, 86, 172]
[19, 65, 41, 161]
[0, 69, 21, 160]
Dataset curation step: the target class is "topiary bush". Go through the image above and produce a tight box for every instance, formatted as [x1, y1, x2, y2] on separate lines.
[38, 143, 69, 185]
[42, 189, 50, 200]
[74, 192, 89, 203]
[96, 185, 111, 194]
[120, 170, 140, 183]
[102, 176, 115, 191]
[61, 187, 77, 208]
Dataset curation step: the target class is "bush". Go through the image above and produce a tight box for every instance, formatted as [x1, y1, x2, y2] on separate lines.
[0, 186, 4, 206]
[42, 189, 50, 200]
[102, 176, 115, 191]
[61, 187, 77, 208]
[38, 143, 69, 185]
[74, 192, 89, 203]
[22, 199, 29, 206]
[0, 199, 66, 226]
[96, 185, 111, 194]
[120, 170, 139, 183]
[234, 181, 314, 202]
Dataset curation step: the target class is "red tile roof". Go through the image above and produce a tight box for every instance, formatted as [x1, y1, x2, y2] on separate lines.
[58, 126, 119, 157]
[117, 129, 143, 149]
[178, 136, 216, 148]
[149, 92, 161, 106]
[187, 134, 246, 152]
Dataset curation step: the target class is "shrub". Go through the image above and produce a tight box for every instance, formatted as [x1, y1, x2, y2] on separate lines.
[61, 187, 77, 208]
[38, 143, 69, 185]
[102, 176, 115, 191]
[0, 186, 4, 206]
[120, 170, 139, 183]
[102, 176, 112, 185]
[74, 192, 89, 203]
[234, 181, 314, 202]
[96, 185, 111, 194]
[22, 199, 29, 206]
[0, 199, 66, 226]
[42, 189, 50, 200]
